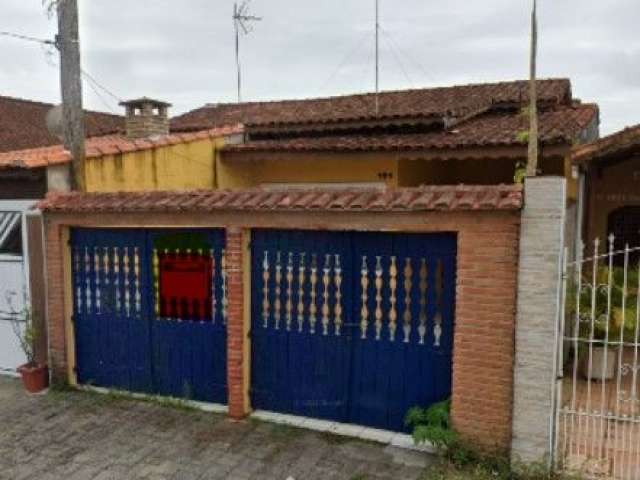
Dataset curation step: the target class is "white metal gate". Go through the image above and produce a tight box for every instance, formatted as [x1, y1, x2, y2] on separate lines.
[555, 236, 640, 479]
[0, 201, 34, 375]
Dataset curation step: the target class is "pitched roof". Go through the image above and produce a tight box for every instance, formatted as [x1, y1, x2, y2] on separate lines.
[0, 125, 243, 170]
[39, 185, 523, 214]
[223, 103, 598, 154]
[573, 124, 640, 166]
[172, 79, 572, 130]
[0, 95, 123, 153]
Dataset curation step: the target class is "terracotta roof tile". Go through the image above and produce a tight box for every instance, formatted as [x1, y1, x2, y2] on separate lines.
[222, 103, 598, 154]
[0, 95, 123, 153]
[39, 185, 523, 214]
[172, 79, 571, 130]
[573, 123, 640, 165]
[0, 124, 243, 170]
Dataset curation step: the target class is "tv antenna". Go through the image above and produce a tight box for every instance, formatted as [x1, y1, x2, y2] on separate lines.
[233, 1, 262, 103]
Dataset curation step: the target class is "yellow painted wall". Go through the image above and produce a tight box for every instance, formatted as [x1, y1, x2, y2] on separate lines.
[217, 152, 399, 189]
[84, 137, 224, 192]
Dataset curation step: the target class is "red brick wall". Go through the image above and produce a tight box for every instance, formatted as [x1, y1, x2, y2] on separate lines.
[45, 221, 68, 384]
[225, 227, 248, 419]
[43, 209, 520, 452]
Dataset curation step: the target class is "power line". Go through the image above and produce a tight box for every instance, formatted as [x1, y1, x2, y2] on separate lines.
[80, 68, 123, 103]
[0, 30, 55, 46]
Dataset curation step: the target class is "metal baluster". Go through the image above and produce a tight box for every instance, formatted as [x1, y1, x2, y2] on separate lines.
[286, 252, 294, 331]
[360, 256, 369, 340]
[309, 254, 318, 334]
[274, 251, 282, 330]
[418, 258, 428, 345]
[403, 258, 412, 343]
[262, 251, 270, 328]
[388, 256, 397, 342]
[374, 256, 383, 341]
[321, 254, 331, 336]
[334, 254, 342, 336]
[297, 253, 306, 332]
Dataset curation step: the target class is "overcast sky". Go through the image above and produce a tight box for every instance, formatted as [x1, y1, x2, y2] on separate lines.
[1, 1, 639, 134]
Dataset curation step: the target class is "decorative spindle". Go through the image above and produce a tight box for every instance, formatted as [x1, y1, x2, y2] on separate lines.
[84, 247, 91, 310]
[94, 247, 101, 314]
[434, 259, 444, 347]
[124, 247, 131, 317]
[389, 256, 398, 342]
[221, 249, 228, 323]
[74, 248, 83, 314]
[297, 253, 306, 332]
[152, 248, 159, 316]
[113, 247, 121, 313]
[334, 255, 343, 336]
[134, 247, 141, 315]
[418, 258, 428, 345]
[286, 252, 294, 331]
[360, 256, 369, 339]
[210, 249, 217, 322]
[403, 258, 413, 343]
[321, 254, 331, 336]
[374, 256, 383, 341]
[309, 254, 318, 333]
[262, 251, 270, 328]
[274, 251, 282, 330]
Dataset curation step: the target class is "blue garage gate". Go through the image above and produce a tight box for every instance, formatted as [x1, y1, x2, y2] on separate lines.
[71, 228, 227, 404]
[251, 230, 456, 432]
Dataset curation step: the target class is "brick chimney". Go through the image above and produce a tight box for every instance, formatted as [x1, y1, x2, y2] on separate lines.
[119, 97, 171, 139]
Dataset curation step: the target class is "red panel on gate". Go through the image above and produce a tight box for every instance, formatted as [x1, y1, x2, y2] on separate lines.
[159, 253, 213, 321]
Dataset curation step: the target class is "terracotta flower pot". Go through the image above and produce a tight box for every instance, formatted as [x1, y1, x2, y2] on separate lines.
[17, 363, 49, 394]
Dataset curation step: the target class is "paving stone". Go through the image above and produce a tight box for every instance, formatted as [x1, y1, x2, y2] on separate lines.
[0, 376, 430, 480]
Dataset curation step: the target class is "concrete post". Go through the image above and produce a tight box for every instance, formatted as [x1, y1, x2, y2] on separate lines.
[511, 176, 566, 464]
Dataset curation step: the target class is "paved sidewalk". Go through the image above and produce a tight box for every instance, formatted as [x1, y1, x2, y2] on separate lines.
[0, 377, 432, 480]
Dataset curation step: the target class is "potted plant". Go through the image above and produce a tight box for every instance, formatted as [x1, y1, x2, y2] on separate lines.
[568, 266, 638, 381]
[9, 306, 48, 393]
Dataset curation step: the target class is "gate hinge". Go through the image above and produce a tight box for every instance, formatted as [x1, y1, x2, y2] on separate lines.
[70, 314, 76, 325]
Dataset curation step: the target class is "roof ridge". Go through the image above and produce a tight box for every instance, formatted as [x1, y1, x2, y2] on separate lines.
[0, 94, 123, 119]
[189, 78, 570, 111]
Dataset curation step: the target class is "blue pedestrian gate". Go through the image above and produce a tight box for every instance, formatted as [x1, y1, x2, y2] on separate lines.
[251, 230, 456, 432]
[71, 228, 227, 404]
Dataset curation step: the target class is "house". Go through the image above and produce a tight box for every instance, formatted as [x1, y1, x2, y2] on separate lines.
[0, 95, 121, 375]
[30, 78, 595, 461]
[573, 124, 640, 259]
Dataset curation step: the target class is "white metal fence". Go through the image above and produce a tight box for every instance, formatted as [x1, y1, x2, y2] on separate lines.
[556, 236, 640, 479]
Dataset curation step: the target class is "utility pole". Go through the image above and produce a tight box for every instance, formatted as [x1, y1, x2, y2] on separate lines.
[56, 0, 86, 191]
[233, 1, 261, 103]
[375, 0, 380, 115]
[526, 0, 539, 177]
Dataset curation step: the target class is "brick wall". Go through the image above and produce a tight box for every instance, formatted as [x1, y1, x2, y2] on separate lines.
[43, 208, 520, 452]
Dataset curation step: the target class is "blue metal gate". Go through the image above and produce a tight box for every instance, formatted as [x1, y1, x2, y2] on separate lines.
[71, 228, 227, 404]
[251, 230, 456, 432]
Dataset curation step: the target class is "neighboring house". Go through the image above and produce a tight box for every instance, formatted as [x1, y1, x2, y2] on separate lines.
[0, 98, 241, 374]
[573, 124, 640, 258]
[0, 95, 122, 374]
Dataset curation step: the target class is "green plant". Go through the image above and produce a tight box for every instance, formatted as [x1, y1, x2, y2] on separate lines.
[514, 161, 527, 184]
[405, 400, 457, 451]
[516, 130, 530, 143]
[8, 305, 39, 365]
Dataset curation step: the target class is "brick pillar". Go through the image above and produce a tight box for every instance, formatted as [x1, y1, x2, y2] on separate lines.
[226, 227, 250, 419]
[45, 222, 69, 383]
[452, 214, 521, 453]
[511, 177, 566, 464]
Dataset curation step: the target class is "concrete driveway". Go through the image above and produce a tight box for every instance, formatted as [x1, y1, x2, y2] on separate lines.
[0, 377, 431, 480]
